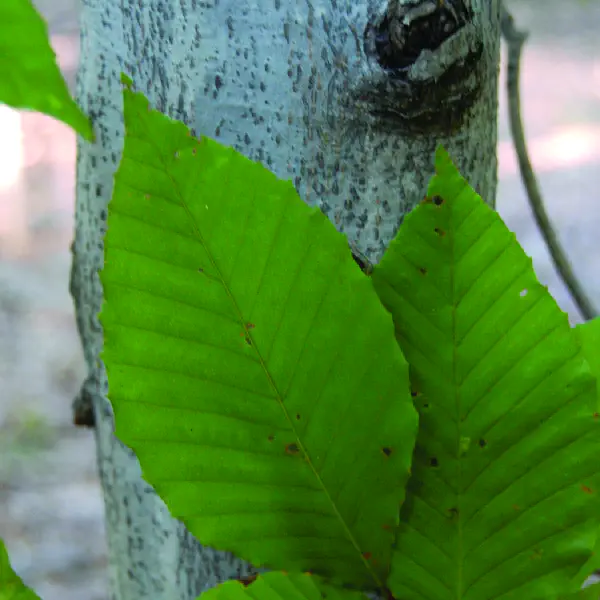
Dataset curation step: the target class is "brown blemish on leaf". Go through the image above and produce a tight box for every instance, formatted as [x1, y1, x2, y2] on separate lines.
[581, 485, 594, 494]
[362, 552, 372, 561]
[381, 447, 392, 457]
[530, 548, 543, 560]
[268, 434, 275, 442]
[419, 267, 427, 275]
[512, 504, 521, 511]
[420, 195, 444, 206]
[237, 574, 258, 587]
[434, 227, 445, 237]
[285, 443, 300, 455]
[247, 323, 255, 329]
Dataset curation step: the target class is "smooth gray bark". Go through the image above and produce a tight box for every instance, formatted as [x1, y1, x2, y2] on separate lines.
[71, 0, 500, 598]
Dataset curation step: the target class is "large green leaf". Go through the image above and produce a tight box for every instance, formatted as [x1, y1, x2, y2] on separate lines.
[559, 580, 600, 600]
[574, 318, 600, 390]
[0, 539, 39, 599]
[0, 0, 93, 140]
[373, 146, 600, 600]
[570, 317, 600, 589]
[197, 571, 369, 600]
[99, 75, 418, 590]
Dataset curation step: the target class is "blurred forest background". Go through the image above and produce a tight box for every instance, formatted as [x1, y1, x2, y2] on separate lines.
[0, 0, 598, 598]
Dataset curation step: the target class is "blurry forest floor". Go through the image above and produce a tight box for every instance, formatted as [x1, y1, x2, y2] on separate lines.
[0, 0, 599, 598]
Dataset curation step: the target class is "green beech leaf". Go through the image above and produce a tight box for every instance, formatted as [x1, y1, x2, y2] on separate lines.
[570, 317, 600, 588]
[574, 317, 600, 395]
[373, 146, 600, 600]
[558, 580, 600, 600]
[0, 539, 40, 599]
[99, 76, 418, 590]
[0, 0, 94, 141]
[197, 571, 369, 600]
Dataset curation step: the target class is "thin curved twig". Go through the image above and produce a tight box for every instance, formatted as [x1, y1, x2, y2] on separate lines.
[500, 3, 597, 321]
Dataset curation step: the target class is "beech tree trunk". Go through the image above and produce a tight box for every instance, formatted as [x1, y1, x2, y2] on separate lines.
[71, 0, 501, 598]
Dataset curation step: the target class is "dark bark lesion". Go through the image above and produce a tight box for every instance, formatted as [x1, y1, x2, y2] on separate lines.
[357, 0, 486, 135]
[367, 0, 472, 72]
[69, 239, 97, 428]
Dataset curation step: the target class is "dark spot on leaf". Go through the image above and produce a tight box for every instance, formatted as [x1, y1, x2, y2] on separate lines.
[594, 412, 599, 420]
[198, 267, 204, 273]
[430, 457, 438, 467]
[478, 439, 487, 448]
[581, 485, 594, 494]
[362, 552, 372, 560]
[237, 574, 258, 587]
[295, 414, 301, 420]
[285, 443, 300, 455]
[419, 267, 427, 275]
[446, 507, 459, 518]
[247, 323, 255, 329]
[244, 335, 252, 346]
[434, 227, 445, 236]
[432, 195, 444, 205]
[382, 446, 392, 457]
[268, 434, 275, 441]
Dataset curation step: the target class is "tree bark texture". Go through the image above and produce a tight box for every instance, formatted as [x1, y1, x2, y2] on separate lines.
[71, 0, 501, 598]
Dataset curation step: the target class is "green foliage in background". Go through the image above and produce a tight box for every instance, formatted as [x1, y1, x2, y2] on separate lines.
[0, 0, 93, 140]
[0, 540, 40, 599]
